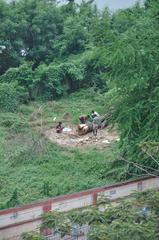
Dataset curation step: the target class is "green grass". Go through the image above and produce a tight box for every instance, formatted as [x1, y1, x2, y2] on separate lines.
[24, 89, 107, 126]
[0, 90, 117, 208]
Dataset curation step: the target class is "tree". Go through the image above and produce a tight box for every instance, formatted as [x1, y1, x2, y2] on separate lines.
[0, 0, 64, 74]
[0, 0, 24, 74]
[15, 0, 63, 66]
[104, 1, 159, 177]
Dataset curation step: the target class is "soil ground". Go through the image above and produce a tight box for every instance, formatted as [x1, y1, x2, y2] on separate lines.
[43, 124, 119, 149]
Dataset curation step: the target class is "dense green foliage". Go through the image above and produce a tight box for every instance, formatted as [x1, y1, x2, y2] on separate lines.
[23, 190, 159, 240]
[0, 82, 20, 112]
[104, 0, 159, 177]
[0, 0, 109, 102]
[0, 61, 84, 100]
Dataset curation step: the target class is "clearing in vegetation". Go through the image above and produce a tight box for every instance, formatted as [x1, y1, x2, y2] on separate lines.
[29, 90, 118, 149]
[44, 125, 118, 149]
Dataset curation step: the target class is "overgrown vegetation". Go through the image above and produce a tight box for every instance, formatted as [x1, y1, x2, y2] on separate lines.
[0, 92, 117, 209]
[23, 190, 159, 240]
[104, 1, 159, 177]
[0, 0, 159, 209]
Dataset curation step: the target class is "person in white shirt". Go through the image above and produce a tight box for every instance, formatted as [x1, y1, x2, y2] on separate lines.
[91, 110, 100, 119]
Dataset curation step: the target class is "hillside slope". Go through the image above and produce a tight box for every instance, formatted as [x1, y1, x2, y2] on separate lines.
[0, 91, 118, 209]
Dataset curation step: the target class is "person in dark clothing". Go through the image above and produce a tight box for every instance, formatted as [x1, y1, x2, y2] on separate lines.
[56, 122, 63, 133]
[79, 115, 88, 124]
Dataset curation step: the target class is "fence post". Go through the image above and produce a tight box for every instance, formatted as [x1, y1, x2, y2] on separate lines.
[92, 193, 97, 206]
[41, 203, 52, 237]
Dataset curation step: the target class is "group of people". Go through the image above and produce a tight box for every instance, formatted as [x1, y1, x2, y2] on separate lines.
[56, 110, 100, 136]
[79, 110, 99, 124]
[79, 110, 100, 136]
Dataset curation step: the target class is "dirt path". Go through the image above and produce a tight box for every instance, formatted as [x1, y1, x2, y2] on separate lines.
[43, 125, 119, 149]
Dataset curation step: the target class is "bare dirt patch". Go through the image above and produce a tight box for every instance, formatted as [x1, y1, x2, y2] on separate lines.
[43, 125, 119, 149]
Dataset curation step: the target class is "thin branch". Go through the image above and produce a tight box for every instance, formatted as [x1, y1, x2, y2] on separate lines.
[127, 171, 148, 178]
[143, 150, 159, 166]
[119, 155, 159, 172]
[119, 156, 158, 177]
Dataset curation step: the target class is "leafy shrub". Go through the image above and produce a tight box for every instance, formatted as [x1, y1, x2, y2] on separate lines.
[0, 63, 33, 101]
[0, 61, 84, 101]
[34, 62, 84, 99]
[79, 49, 108, 90]
[0, 82, 20, 112]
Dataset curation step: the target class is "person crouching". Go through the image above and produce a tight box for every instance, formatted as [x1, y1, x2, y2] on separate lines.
[56, 122, 64, 133]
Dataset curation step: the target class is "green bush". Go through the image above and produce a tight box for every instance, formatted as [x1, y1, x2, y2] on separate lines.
[34, 62, 84, 100]
[0, 63, 33, 101]
[0, 61, 84, 101]
[0, 83, 20, 112]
